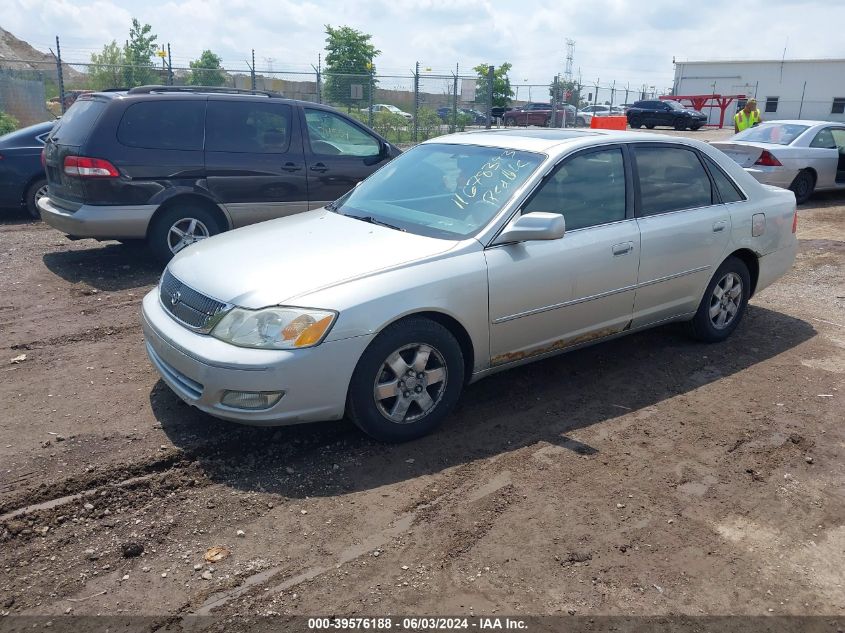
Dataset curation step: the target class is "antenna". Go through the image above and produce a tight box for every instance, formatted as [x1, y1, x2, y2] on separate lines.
[564, 39, 575, 83]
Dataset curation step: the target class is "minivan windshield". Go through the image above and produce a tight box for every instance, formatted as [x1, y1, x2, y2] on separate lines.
[331, 143, 545, 239]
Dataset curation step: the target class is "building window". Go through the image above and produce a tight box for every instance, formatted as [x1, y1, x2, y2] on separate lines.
[765, 97, 779, 113]
[832, 98, 845, 115]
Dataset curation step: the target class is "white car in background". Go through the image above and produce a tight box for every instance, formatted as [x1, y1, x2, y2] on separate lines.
[576, 105, 625, 127]
[712, 120, 845, 204]
[363, 103, 413, 120]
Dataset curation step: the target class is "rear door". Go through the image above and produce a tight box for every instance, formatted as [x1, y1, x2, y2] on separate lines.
[42, 96, 109, 210]
[807, 126, 843, 188]
[631, 143, 731, 326]
[301, 107, 386, 209]
[204, 98, 308, 228]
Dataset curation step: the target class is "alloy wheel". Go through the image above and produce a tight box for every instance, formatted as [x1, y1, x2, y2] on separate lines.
[709, 272, 743, 329]
[167, 217, 211, 254]
[373, 343, 448, 424]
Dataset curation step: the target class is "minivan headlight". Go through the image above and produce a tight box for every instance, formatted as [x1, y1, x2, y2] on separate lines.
[211, 307, 337, 350]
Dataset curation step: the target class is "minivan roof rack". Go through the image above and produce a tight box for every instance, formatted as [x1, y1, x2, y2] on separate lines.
[126, 85, 283, 98]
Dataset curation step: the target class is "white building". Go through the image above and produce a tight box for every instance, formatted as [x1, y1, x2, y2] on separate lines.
[672, 59, 845, 126]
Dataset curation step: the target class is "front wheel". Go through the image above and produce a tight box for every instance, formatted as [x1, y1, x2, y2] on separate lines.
[347, 318, 464, 442]
[148, 202, 225, 262]
[789, 170, 816, 205]
[627, 117, 640, 129]
[576, 116, 586, 127]
[674, 119, 688, 131]
[24, 178, 48, 219]
[689, 256, 751, 342]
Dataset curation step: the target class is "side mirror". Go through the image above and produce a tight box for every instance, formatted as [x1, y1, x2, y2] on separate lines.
[492, 212, 566, 245]
[364, 141, 391, 166]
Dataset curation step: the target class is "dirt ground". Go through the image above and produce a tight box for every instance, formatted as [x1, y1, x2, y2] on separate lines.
[0, 127, 843, 631]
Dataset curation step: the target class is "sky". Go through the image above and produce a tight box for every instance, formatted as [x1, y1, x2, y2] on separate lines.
[4, 0, 841, 94]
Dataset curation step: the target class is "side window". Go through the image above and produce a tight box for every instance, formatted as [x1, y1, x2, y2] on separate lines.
[830, 129, 845, 149]
[703, 155, 746, 203]
[634, 145, 714, 216]
[523, 147, 626, 230]
[304, 109, 380, 157]
[118, 101, 205, 151]
[205, 101, 292, 153]
[765, 97, 779, 113]
[832, 98, 845, 115]
[809, 128, 836, 149]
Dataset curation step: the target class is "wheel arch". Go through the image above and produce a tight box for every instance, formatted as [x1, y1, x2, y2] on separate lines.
[21, 172, 47, 206]
[371, 310, 476, 386]
[726, 248, 760, 297]
[146, 193, 231, 238]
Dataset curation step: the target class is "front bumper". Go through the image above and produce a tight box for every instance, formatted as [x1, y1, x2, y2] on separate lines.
[141, 290, 373, 426]
[38, 196, 156, 239]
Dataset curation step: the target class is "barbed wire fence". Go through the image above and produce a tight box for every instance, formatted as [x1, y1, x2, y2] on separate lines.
[0, 36, 668, 140]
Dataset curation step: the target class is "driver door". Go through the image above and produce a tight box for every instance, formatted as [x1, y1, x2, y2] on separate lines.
[485, 145, 640, 365]
[302, 108, 387, 209]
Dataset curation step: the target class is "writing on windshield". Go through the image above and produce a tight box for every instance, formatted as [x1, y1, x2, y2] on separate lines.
[453, 149, 534, 210]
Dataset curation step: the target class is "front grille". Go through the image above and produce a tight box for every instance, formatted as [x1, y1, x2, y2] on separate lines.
[159, 269, 229, 332]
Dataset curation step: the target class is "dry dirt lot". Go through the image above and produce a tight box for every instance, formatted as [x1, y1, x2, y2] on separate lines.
[0, 127, 843, 632]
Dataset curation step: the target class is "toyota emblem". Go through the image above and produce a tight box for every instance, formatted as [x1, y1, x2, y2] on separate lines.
[170, 289, 181, 306]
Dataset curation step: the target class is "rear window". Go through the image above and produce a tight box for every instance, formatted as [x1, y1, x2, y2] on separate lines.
[49, 98, 107, 146]
[118, 101, 205, 151]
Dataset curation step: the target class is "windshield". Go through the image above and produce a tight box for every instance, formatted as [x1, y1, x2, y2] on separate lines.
[733, 122, 809, 146]
[332, 143, 545, 239]
[666, 101, 685, 110]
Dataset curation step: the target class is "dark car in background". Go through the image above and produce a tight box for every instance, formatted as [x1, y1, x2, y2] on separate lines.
[39, 86, 400, 261]
[0, 121, 54, 218]
[436, 107, 486, 125]
[626, 99, 707, 131]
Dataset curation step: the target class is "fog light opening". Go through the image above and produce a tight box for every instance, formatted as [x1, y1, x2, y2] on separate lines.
[220, 390, 284, 410]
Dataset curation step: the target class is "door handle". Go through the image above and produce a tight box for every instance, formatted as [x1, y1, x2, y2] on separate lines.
[282, 162, 302, 172]
[612, 241, 633, 256]
[310, 163, 329, 173]
[712, 220, 727, 232]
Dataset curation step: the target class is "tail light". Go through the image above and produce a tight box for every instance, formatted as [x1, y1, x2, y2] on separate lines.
[754, 150, 782, 167]
[63, 156, 119, 178]
[40, 148, 45, 168]
[791, 208, 798, 234]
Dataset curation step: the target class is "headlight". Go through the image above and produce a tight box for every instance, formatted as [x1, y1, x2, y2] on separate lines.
[211, 306, 337, 350]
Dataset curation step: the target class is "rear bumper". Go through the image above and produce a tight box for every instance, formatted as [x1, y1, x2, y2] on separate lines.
[755, 239, 798, 295]
[38, 196, 155, 239]
[745, 167, 800, 190]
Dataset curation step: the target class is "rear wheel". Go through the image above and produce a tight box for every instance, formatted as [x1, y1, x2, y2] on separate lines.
[627, 116, 641, 129]
[24, 178, 48, 219]
[347, 318, 464, 442]
[576, 116, 587, 127]
[148, 202, 225, 262]
[645, 123, 655, 129]
[689, 256, 751, 343]
[674, 119, 687, 131]
[789, 169, 816, 205]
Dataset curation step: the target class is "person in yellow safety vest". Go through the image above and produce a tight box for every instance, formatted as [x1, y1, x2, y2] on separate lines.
[734, 98, 762, 133]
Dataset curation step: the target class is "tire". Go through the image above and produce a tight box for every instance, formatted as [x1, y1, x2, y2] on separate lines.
[691, 123, 703, 131]
[689, 256, 751, 343]
[148, 201, 225, 263]
[347, 317, 465, 442]
[24, 178, 48, 220]
[645, 123, 655, 129]
[576, 117, 586, 127]
[627, 117, 640, 129]
[674, 119, 687, 131]
[544, 116, 551, 127]
[789, 169, 816, 205]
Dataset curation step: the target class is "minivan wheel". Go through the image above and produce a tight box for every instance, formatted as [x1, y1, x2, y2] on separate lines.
[689, 256, 751, 343]
[347, 318, 464, 442]
[149, 203, 224, 262]
[25, 179, 48, 219]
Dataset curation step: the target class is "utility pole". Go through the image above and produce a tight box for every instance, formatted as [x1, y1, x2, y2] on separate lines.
[251, 49, 256, 90]
[54, 36, 65, 114]
[486, 65, 494, 129]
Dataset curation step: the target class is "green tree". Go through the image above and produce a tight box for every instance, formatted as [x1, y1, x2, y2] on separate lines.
[123, 18, 158, 88]
[89, 40, 125, 90]
[549, 77, 579, 106]
[323, 25, 380, 108]
[0, 110, 18, 135]
[473, 63, 514, 108]
[188, 50, 226, 86]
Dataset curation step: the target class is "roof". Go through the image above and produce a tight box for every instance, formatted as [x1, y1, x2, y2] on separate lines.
[677, 58, 845, 65]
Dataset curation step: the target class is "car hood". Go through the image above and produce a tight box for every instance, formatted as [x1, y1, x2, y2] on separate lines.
[167, 209, 460, 309]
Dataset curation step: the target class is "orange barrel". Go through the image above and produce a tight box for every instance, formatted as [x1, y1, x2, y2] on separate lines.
[590, 116, 628, 130]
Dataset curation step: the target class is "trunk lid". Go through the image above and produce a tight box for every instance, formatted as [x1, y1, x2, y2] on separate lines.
[711, 142, 774, 168]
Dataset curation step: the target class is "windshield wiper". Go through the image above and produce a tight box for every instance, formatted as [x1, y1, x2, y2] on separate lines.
[345, 214, 406, 232]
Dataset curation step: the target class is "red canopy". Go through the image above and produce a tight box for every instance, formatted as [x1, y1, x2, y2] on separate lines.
[660, 94, 747, 128]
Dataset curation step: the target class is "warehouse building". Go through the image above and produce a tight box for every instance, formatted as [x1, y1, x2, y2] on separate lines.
[672, 59, 845, 126]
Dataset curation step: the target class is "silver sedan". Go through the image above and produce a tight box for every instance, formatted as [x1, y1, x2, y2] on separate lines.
[142, 129, 798, 442]
[712, 120, 845, 204]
